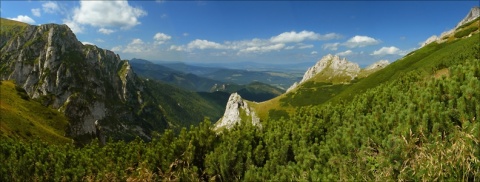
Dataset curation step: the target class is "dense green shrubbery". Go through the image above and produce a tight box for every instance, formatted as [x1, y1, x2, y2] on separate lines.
[455, 26, 479, 38]
[2, 56, 479, 181]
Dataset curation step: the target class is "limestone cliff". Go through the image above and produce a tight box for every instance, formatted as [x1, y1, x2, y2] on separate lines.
[421, 6, 480, 47]
[0, 19, 158, 140]
[287, 55, 389, 92]
[287, 54, 360, 92]
[214, 93, 260, 130]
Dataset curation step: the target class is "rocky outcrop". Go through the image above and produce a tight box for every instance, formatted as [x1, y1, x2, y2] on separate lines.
[214, 93, 260, 130]
[287, 54, 360, 92]
[421, 6, 480, 47]
[456, 6, 480, 28]
[364, 60, 389, 71]
[0, 20, 152, 140]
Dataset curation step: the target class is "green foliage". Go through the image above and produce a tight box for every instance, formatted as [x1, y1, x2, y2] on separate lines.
[2, 56, 478, 181]
[455, 26, 479, 38]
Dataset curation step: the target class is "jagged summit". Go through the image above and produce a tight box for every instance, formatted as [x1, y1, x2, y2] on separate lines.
[288, 54, 356, 92]
[421, 6, 480, 47]
[214, 93, 260, 131]
[456, 6, 480, 28]
[286, 54, 389, 92]
[0, 19, 160, 141]
[365, 60, 389, 71]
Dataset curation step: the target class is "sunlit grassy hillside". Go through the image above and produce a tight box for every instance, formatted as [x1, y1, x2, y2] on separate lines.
[0, 80, 71, 144]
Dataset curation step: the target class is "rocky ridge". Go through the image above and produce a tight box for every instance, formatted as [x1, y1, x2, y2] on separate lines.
[214, 93, 260, 130]
[0, 19, 164, 141]
[287, 54, 388, 92]
[421, 6, 480, 47]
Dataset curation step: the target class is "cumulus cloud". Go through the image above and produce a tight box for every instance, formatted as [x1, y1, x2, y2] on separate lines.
[98, 28, 115, 35]
[82, 42, 95, 45]
[63, 19, 84, 34]
[169, 30, 339, 55]
[188, 39, 225, 50]
[42, 1, 59, 14]
[270, 31, 341, 43]
[311, 51, 318, 55]
[322, 42, 340, 51]
[336, 50, 353, 56]
[298, 44, 314, 49]
[153, 33, 172, 45]
[8, 15, 35, 24]
[31, 8, 41, 17]
[71, 1, 147, 29]
[371, 46, 407, 56]
[238, 43, 285, 54]
[123, 38, 152, 53]
[343, 35, 380, 48]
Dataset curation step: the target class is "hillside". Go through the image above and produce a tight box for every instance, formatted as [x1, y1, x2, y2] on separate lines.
[248, 18, 480, 121]
[0, 18, 226, 143]
[0, 80, 71, 144]
[1, 31, 478, 181]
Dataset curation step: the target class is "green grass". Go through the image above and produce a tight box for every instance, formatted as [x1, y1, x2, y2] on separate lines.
[0, 81, 71, 144]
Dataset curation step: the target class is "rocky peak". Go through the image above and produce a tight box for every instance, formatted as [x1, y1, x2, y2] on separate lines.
[365, 60, 389, 71]
[421, 6, 480, 47]
[0, 20, 147, 140]
[214, 93, 260, 130]
[287, 54, 360, 92]
[456, 6, 480, 28]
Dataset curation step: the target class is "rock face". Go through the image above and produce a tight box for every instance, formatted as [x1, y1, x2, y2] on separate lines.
[364, 60, 390, 71]
[214, 93, 260, 130]
[287, 55, 389, 92]
[0, 20, 161, 140]
[456, 6, 480, 28]
[287, 54, 360, 92]
[421, 6, 480, 47]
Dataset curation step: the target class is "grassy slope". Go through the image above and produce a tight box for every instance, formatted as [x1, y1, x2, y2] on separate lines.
[252, 20, 479, 121]
[0, 81, 71, 144]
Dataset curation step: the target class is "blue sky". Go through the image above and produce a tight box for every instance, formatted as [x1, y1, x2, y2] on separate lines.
[1, 1, 477, 67]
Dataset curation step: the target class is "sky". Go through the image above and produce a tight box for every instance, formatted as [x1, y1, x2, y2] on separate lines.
[1, 1, 478, 67]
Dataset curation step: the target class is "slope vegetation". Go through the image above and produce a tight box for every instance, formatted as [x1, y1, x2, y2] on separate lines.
[0, 80, 71, 144]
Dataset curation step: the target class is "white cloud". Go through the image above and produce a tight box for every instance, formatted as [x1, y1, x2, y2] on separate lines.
[344, 35, 380, 48]
[111, 46, 123, 52]
[63, 19, 84, 34]
[298, 44, 314, 49]
[123, 38, 151, 53]
[31, 8, 41, 17]
[153, 32, 172, 44]
[336, 50, 353, 56]
[98, 28, 115, 35]
[8, 15, 35, 24]
[170, 30, 339, 54]
[169, 45, 185, 51]
[322, 42, 340, 51]
[82, 42, 95, 45]
[187, 39, 225, 50]
[42, 1, 59, 14]
[72, 1, 147, 29]
[161, 14, 168, 19]
[183, 33, 189, 37]
[371, 46, 406, 56]
[270, 30, 341, 43]
[311, 51, 318, 55]
[95, 39, 105, 43]
[238, 43, 285, 54]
